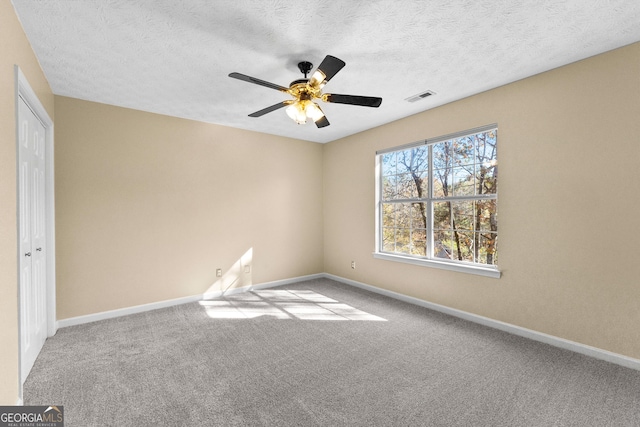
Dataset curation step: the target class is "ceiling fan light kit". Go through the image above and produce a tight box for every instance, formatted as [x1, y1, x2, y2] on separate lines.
[286, 100, 324, 125]
[229, 55, 382, 128]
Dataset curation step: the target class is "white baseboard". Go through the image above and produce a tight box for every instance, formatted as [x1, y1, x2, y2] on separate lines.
[324, 273, 640, 372]
[56, 294, 202, 329]
[56, 273, 324, 329]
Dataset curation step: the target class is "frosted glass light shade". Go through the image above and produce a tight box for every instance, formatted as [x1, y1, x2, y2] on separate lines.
[305, 102, 324, 122]
[286, 103, 307, 124]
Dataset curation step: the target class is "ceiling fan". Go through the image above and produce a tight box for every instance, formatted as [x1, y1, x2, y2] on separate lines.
[228, 55, 382, 128]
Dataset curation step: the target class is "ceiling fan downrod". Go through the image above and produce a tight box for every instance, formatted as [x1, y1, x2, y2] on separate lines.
[297, 61, 313, 78]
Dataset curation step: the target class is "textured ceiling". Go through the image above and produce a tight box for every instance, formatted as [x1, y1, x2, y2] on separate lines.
[11, 0, 640, 143]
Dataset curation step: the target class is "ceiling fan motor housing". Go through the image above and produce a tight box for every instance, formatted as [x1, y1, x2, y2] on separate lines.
[297, 61, 313, 78]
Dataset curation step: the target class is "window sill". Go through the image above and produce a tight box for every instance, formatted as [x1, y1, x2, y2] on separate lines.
[372, 252, 501, 278]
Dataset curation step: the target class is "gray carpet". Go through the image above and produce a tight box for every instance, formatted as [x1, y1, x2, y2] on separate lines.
[24, 278, 640, 426]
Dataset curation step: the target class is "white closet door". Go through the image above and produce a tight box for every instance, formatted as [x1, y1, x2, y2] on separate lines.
[19, 96, 47, 382]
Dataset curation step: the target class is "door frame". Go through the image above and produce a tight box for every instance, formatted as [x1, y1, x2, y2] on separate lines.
[15, 66, 56, 391]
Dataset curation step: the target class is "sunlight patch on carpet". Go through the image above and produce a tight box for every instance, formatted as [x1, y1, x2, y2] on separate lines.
[200, 289, 387, 321]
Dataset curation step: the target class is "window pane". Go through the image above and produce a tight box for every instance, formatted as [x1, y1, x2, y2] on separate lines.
[452, 201, 474, 231]
[396, 203, 412, 228]
[397, 173, 415, 199]
[412, 147, 429, 172]
[396, 228, 411, 254]
[434, 230, 453, 259]
[395, 171, 428, 199]
[433, 169, 451, 198]
[382, 152, 397, 176]
[397, 147, 429, 174]
[382, 228, 396, 252]
[453, 231, 474, 262]
[433, 141, 451, 170]
[392, 147, 429, 199]
[476, 130, 497, 195]
[396, 151, 411, 173]
[452, 167, 474, 196]
[477, 232, 498, 265]
[476, 164, 497, 195]
[490, 234, 498, 265]
[476, 130, 497, 165]
[453, 136, 474, 166]
[476, 199, 497, 232]
[411, 202, 427, 228]
[382, 175, 397, 200]
[411, 229, 426, 256]
[382, 203, 396, 228]
[433, 201, 451, 230]
[414, 170, 428, 198]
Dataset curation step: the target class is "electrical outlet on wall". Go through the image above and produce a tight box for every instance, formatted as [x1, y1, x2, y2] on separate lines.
[216, 268, 222, 277]
[244, 265, 251, 274]
[351, 261, 356, 269]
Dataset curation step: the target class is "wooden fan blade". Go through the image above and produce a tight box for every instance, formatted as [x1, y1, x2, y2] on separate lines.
[312, 104, 329, 128]
[315, 115, 330, 128]
[229, 72, 289, 92]
[309, 55, 346, 88]
[248, 101, 289, 117]
[324, 93, 382, 108]
[317, 55, 345, 82]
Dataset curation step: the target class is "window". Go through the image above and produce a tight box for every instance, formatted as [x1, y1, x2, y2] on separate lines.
[375, 125, 499, 277]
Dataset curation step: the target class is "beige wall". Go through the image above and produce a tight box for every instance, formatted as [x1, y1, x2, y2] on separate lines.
[0, 2, 54, 405]
[54, 97, 324, 319]
[323, 42, 640, 359]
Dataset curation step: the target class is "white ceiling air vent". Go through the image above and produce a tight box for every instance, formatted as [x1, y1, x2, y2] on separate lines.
[405, 90, 436, 103]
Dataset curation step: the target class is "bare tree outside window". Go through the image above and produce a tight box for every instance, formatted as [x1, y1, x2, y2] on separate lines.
[379, 127, 497, 266]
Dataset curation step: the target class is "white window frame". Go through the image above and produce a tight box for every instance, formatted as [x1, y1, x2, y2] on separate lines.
[374, 124, 500, 278]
